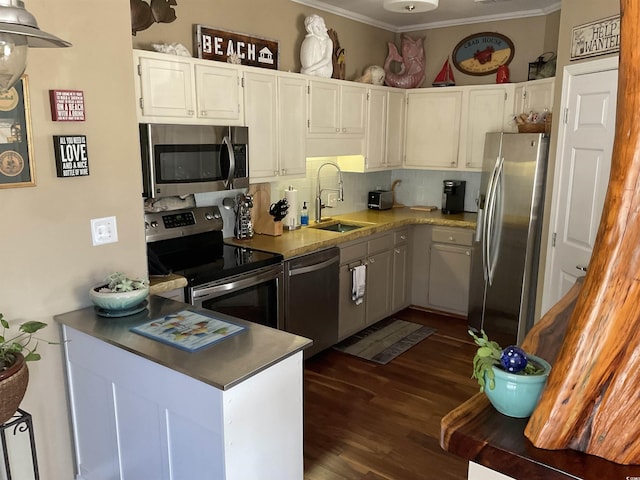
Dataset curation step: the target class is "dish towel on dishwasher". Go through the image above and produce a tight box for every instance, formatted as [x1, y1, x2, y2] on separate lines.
[352, 264, 366, 305]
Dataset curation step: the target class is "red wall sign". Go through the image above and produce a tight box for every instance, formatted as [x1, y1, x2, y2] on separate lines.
[49, 90, 85, 122]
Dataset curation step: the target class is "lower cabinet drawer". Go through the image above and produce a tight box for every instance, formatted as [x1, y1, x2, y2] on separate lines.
[432, 227, 473, 246]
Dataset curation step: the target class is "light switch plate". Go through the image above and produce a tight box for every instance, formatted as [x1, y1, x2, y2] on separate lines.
[91, 216, 118, 246]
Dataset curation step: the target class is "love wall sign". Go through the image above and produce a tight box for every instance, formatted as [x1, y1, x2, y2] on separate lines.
[53, 135, 89, 177]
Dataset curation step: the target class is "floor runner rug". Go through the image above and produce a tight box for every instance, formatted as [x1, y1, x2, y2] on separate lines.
[333, 318, 436, 365]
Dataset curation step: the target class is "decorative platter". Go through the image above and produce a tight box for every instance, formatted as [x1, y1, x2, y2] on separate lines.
[452, 32, 515, 76]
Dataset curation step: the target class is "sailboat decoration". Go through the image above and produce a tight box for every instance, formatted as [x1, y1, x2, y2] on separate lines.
[432, 57, 456, 87]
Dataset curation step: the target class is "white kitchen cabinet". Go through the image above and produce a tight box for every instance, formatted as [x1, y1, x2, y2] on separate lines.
[308, 79, 367, 135]
[136, 53, 195, 120]
[62, 325, 304, 480]
[385, 89, 406, 168]
[194, 63, 244, 124]
[364, 87, 388, 170]
[460, 85, 514, 170]
[277, 73, 308, 178]
[245, 71, 307, 182]
[514, 77, 555, 117]
[244, 70, 278, 179]
[405, 88, 463, 169]
[427, 227, 473, 315]
[364, 87, 406, 171]
[134, 49, 243, 125]
[405, 85, 514, 171]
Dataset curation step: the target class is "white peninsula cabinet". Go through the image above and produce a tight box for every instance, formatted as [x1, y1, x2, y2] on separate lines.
[245, 71, 307, 182]
[133, 49, 244, 125]
[56, 297, 310, 480]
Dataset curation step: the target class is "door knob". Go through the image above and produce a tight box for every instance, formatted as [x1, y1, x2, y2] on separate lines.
[576, 265, 588, 272]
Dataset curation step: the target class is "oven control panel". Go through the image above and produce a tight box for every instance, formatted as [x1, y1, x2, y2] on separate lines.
[145, 206, 223, 243]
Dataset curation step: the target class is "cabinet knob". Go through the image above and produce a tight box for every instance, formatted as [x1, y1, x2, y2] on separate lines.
[449, 236, 454, 241]
[281, 169, 287, 175]
[466, 250, 470, 256]
[199, 111, 205, 116]
[342, 128, 347, 133]
[336, 128, 340, 133]
[394, 248, 400, 254]
[369, 257, 375, 264]
[400, 235, 406, 240]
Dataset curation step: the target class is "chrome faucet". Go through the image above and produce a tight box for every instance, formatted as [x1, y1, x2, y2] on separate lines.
[315, 162, 344, 223]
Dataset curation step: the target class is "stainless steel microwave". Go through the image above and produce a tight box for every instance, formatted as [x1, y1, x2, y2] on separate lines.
[139, 123, 249, 199]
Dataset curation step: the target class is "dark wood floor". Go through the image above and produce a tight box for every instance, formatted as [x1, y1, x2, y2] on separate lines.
[303, 308, 478, 480]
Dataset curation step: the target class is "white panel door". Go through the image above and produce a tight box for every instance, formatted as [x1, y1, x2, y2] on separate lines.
[541, 64, 618, 314]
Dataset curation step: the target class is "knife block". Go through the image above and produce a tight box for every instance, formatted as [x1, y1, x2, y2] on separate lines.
[249, 183, 283, 236]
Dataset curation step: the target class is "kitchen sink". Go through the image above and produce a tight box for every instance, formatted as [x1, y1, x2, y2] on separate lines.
[310, 220, 374, 233]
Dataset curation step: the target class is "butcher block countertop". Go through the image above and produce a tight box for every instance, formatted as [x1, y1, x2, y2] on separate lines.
[225, 207, 477, 258]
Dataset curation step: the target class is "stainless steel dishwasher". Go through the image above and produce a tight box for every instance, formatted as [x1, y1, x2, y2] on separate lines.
[284, 247, 339, 358]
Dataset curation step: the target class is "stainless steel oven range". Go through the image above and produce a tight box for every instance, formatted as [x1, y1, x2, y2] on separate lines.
[145, 206, 284, 329]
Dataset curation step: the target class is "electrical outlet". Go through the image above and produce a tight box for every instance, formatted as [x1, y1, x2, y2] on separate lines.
[91, 216, 118, 246]
[327, 192, 338, 207]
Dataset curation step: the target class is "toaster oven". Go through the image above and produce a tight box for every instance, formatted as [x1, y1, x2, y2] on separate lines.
[368, 190, 393, 210]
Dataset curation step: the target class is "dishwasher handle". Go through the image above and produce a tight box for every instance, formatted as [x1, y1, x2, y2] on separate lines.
[288, 256, 339, 277]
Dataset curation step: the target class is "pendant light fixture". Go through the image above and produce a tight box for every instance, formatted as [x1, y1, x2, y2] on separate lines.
[383, 0, 439, 13]
[0, 0, 71, 91]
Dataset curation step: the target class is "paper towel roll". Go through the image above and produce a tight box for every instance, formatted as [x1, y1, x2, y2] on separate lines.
[283, 186, 298, 229]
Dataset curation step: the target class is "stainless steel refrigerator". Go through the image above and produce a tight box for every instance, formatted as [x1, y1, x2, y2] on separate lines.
[468, 132, 550, 346]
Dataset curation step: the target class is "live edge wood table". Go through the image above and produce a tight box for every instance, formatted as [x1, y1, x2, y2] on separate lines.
[440, 392, 640, 480]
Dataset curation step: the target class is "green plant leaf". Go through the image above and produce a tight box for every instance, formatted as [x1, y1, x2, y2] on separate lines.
[20, 321, 47, 334]
[24, 351, 41, 362]
[0, 317, 8, 329]
[476, 346, 494, 357]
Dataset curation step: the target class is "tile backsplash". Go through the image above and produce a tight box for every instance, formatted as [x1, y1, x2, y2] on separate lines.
[196, 160, 481, 237]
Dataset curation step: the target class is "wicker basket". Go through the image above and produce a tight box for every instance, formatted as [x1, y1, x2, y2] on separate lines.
[517, 122, 546, 133]
[0, 354, 29, 424]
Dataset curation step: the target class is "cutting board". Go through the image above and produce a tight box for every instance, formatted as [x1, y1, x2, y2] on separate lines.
[410, 205, 438, 212]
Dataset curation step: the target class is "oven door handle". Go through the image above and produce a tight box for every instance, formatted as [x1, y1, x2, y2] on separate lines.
[191, 267, 280, 301]
[288, 256, 339, 277]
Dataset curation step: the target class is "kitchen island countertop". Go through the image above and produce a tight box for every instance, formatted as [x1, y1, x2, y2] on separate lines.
[55, 295, 311, 390]
[225, 207, 477, 258]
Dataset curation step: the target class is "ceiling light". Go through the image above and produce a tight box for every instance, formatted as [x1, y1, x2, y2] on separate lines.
[0, 0, 71, 91]
[383, 0, 439, 13]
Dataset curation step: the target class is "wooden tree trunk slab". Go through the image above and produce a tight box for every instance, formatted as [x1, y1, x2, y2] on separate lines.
[524, 0, 640, 464]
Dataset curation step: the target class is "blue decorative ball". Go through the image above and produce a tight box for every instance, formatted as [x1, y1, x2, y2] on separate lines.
[500, 345, 528, 373]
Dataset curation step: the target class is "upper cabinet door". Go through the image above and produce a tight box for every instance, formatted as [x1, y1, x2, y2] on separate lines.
[244, 71, 278, 180]
[405, 89, 463, 169]
[308, 79, 340, 134]
[462, 85, 514, 170]
[385, 90, 406, 168]
[514, 77, 555, 117]
[278, 75, 307, 178]
[365, 88, 387, 170]
[340, 84, 367, 135]
[194, 63, 244, 124]
[138, 56, 195, 119]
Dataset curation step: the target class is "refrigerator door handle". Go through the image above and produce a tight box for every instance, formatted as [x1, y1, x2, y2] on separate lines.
[482, 157, 501, 282]
[485, 157, 504, 286]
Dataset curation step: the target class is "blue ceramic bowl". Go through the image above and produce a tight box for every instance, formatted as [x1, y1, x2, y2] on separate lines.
[89, 285, 149, 312]
[484, 354, 552, 418]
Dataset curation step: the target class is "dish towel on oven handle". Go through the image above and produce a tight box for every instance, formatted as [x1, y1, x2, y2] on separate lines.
[352, 264, 366, 305]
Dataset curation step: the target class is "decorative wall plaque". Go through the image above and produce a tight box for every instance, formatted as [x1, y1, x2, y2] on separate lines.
[53, 135, 89, 177]
[570, 15, 620, 61]
[194, 25, 279, 70]
[452, 32, 514, 76]
[49, 90, 85, 122]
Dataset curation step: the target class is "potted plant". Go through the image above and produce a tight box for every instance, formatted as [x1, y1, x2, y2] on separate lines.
[0, 312, 49, 424]
[89, 272, 149, 315]
[469, 329, 551, 418]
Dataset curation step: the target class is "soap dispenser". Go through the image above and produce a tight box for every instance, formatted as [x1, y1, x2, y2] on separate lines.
[300, 202, 309, 226]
